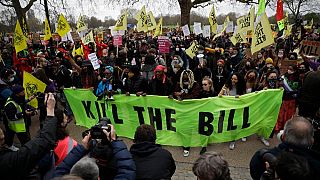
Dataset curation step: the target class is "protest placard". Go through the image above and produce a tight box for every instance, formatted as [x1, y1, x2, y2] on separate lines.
[299, 40, 320, 57]
[88, 53, 100, 70]
[182, 25, 190, 36]
[158, 36, 170, 54]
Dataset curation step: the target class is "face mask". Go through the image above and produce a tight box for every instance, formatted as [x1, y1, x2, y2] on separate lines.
[181, 48, 185, 51]
[176, 48, 180, 51]
[8, 77, 14, 82]
[287, 70, 294, 74]
[198, 50, 204, 54]
[268, 79, 277, 89]
[258, 54, 262, 58]
[183, 81, 189, 86]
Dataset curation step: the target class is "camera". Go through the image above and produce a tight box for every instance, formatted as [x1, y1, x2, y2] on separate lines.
[82, 117, 111, 140]
[259, 148, 278, 180]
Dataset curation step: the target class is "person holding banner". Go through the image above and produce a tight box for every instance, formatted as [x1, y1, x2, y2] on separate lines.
[95, 66, 115, 100]
[219, 72, 246, 150]
[173, 69, 201, 157]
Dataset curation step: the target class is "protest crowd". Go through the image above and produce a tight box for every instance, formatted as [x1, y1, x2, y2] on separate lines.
[0, 1, 320, 180]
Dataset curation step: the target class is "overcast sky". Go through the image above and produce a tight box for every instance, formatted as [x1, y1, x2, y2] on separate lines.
[73, 0, 276, 20]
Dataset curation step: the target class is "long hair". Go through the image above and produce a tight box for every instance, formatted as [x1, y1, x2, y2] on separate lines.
[225, 72, 246, 95]
[180, 69, 195, 89]
[202, 77, 214, 92]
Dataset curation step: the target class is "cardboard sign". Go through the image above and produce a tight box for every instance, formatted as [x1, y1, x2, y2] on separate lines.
[158, 36, 170, 54]
[88, 53, 100, 70]
[299, 40, 320, 57]
[113, 35, 122, 46]
[226, 21, 234, 33]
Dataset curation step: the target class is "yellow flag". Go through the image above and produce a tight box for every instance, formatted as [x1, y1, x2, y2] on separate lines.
[251, 13, 274, 54]
[185, 41, 199, 59]
[230, 31, 247, 45]
[57, 14, 71, 37]
[14, 20, 27, 53]
[81, 31, 94, 45]
[76, 15, 87, 32]
[114, 11, 128, 31]
[223, 16, 230, 32]
[44, 18, 52, 41]
[154, 17, 163, 37]
[305, 18, 313, 29]
[135, 5, 148, 32]
[147, 11, 157, 31]
[72, 45, 84, 57]
[23, 71, 47, 108]
[236, 7, 255, 33]
[209, 5, 218, 34]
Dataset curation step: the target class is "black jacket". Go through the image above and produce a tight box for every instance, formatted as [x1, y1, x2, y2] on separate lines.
[0, 116, 57, 179]
[125, 75, 148, 94]
[250, 142, 320, 180]
[130, 142, 176, 180]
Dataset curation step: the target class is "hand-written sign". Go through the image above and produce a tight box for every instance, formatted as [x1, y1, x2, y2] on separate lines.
[299, 40, 320, 57]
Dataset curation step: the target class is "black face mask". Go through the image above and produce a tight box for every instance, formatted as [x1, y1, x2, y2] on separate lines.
[268, 79, 277, 89]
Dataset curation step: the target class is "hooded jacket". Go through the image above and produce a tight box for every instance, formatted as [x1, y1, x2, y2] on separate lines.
[130, 142, 176, 180]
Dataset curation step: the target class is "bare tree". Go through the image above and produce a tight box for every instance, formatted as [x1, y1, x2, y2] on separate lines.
[283, 0, 320, 21]
[0, 0, 37, 32]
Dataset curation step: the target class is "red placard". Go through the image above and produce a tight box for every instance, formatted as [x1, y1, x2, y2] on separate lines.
[158, 36, 170, 54]
[113, 35, 122, 46]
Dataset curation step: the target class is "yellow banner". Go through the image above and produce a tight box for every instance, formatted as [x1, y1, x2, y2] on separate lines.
[76, 15, 87, 32]
[236, 7, 255, 33]
[57, 14, 71, 37]
[185, 41, 199, 59]
[114, 11, 128, 31]
[208, 5, 217, 34]
[154, 17, 163, 37]
[135, 5, 148, 32]
[44, 18, 52, 41]
[14, 20, 27, 53]
[23, 71, 47, 108]
[251, 13, 274, 54]
[147, 11, 157, 31]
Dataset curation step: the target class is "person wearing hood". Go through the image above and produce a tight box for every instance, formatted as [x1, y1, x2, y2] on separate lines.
[0, 68, 15, 107]
[96, 66, 115, 100]
[167, 55, 184, 86]
[130, 124, 176, 180]
[148, 65, 173, 96]
[3, 85, 36, 151]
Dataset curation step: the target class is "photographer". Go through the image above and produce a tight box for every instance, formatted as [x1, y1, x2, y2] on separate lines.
[0, 93, 58, 179]
[53, 123, 136, 180]
[250, 116, 320, 180]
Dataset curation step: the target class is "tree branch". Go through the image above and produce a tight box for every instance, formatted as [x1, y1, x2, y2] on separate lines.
[23, 0, 37, 11]
[0, 0, 14, 7]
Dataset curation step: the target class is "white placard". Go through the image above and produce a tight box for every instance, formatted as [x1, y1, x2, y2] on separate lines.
[88, 53, 100, 70]
[203, 25, 211, 38]
[194, 22, 201, 26]
[193, 24, 203, 35]
[217, 25, 223, 33]
[67, 31, 74, 43]
[226, 21, 234, 33]
[110, 26, 125, 36]
[182, 25, 190, 36]
[61, 34, 68, 42]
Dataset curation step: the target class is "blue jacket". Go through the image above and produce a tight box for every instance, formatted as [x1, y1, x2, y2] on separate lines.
[54, 140, 136, 180]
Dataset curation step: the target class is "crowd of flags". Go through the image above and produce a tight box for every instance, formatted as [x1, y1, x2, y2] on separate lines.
[13, 0, 312, 56]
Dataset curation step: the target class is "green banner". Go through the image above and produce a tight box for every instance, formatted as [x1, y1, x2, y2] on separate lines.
[64, 89, 283, 147]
